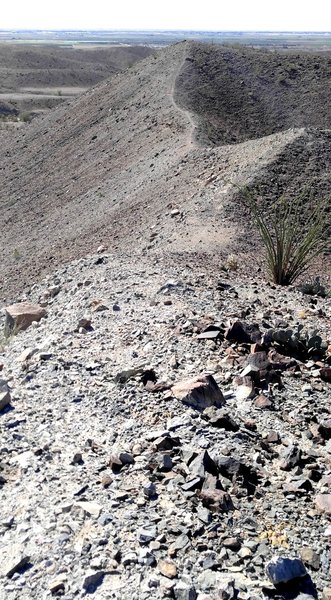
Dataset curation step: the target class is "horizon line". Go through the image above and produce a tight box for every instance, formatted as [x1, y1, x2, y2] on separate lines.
[1, 28, 331, 34]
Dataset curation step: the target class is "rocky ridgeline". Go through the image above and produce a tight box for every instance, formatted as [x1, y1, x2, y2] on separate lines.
[0, 251, 330, 600]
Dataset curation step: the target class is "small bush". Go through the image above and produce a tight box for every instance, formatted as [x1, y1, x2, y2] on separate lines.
[0, 323, 20, 352]
[243, 190, 331, 285]
[19, 111, 33, 123]
[225, 254, 239, 271]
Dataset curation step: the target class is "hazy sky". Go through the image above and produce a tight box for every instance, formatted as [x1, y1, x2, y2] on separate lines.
[1, 0, 330, 31]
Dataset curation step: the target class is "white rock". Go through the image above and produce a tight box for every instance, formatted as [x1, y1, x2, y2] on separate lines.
[75, 501, 102, 518]
[0, 543, 30, 578]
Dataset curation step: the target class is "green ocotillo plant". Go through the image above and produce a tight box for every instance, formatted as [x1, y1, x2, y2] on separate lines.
[243, 189, 331, 285]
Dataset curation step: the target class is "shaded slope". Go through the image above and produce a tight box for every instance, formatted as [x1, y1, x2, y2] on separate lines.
[0, 99, 18, 117]
[175, 43, 331, 145]
[244, 128, 331, 202]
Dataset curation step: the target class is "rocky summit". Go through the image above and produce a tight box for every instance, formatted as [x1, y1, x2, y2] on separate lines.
[0, 251, 330, 599]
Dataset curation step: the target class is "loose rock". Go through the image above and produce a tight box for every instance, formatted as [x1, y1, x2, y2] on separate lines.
[315, 494, 331, 515]
[266, 556, 307, 585]
[1, 543, 30, 578]
[0, 380, 11, 410]
[158, 559, 178, 578]
[5, 302, 46, 331]
[171, 374, 224, 411]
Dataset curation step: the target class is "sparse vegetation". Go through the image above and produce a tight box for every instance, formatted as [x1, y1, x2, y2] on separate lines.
[0, 331, 7, 353]
[0, 322, 21, 352]
[297, 309, 307, 320]
[243, 190, 331, 285]
[19, 111, 33, 123]
[264, 323, 328, 359]
[0, 114, 20, 123]
[225, 254, 239, 271]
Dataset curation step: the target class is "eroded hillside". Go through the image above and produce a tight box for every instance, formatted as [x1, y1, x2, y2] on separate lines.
[0, 42, 330, 302]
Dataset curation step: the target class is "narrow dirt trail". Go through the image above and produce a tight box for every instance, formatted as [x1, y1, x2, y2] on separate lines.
[169, 51, 197, 153]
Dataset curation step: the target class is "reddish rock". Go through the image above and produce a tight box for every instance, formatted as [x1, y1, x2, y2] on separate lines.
[101, 474, 113, 488]
[242, 419, 257, 431]
[251, 343, 265, 353]
[225, 320, 261, 344]
[171, 374, 224, 411]
[222, 537, 241, 550]
[315, 494, 331, 515]
[5, 302, 46, 332]
[268, 349, 297, 369]
[199, 488, 234, 512]
[280, 445, 302, 471]
[320, 367, 331, 383]
[266, 430, 280, 443]
[247, 351, 269, 372]
[284, 478, 312, 494]
[158, 559, 177, 578]
[254, 394, 273, 409]
[78, 316, 92, 330]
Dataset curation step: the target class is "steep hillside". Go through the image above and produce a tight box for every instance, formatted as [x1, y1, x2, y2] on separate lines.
[0, 42, 330, 302]
[175, 44, 331, 145]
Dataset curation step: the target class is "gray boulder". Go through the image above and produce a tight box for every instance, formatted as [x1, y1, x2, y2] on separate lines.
[266, 556, 307, 585]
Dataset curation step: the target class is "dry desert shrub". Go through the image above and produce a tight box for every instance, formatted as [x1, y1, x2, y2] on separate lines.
[243, 190, 331, 285]
[225, 254, 239, 271]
